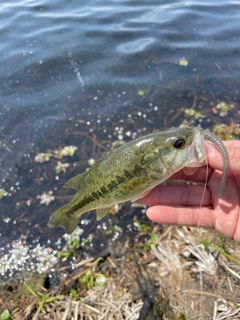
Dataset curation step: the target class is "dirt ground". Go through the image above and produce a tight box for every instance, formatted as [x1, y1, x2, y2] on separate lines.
[1, 226, 240, 320]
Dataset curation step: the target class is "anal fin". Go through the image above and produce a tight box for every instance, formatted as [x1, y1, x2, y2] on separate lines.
[96, 207, 113, 220]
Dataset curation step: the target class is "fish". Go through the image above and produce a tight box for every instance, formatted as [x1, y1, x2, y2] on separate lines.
[48, 126, 229, 234]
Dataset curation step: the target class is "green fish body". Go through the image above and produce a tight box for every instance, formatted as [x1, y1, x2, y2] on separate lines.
[48, 127, 207, 233]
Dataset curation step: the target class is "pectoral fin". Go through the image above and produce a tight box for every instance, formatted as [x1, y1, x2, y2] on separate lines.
[64, 171, 88, 189]
[96, 207, 113, 220]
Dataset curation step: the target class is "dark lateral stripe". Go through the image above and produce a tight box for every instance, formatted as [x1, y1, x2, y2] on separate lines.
[69, 165, 143, 214]
[107, 180, 118, 191]
[116, 175, 125, 184]
[70, 194, 97, 213]
[91, 191, 100, 199]
[123, 169, 134, 179]
[132, 164, 141, 175]
[100, 186, 108, 194]
[97, 190, 102, 197]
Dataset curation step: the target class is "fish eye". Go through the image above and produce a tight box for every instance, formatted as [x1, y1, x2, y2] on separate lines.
[174, 138, 185, 149]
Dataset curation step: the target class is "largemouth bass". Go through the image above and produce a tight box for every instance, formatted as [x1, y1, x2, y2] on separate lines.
[48, 126, 228, 234]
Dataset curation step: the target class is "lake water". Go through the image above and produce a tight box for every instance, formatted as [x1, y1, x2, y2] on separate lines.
[0, 0, 240, 278]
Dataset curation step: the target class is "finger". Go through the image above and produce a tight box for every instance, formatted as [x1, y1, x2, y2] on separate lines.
[146, 205, 215, 229]
[207, 141, 240, 175]
[136, 184, 211, 206]
[146, 175, 240, 241]
[170, 166, 212, 183]
[183, 167, 199, 176]
[223, 140, 240, 148]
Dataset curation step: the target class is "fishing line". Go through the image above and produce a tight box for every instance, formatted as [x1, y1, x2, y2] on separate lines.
[197, 148, 209, 319]
[200, 159, 209, 209]
[197, 150, 209, 243]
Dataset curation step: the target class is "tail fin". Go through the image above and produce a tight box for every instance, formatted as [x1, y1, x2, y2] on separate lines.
[48, 205, 79, 234]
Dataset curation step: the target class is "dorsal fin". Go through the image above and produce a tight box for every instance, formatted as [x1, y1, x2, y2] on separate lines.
[63, 171, 88, 189]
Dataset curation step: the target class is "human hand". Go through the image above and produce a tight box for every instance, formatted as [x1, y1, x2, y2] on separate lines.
[137, 140, 240, 242]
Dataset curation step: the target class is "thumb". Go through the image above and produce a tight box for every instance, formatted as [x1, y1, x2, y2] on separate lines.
[206, 140, 240, 175]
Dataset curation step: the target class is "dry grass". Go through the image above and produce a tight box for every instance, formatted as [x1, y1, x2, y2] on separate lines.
[1, 226, 240, 320]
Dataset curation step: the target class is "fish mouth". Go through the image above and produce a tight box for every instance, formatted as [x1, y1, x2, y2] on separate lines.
[186, 127, 207, 167]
